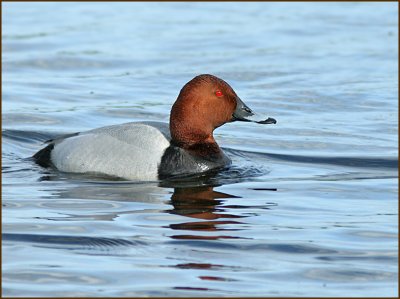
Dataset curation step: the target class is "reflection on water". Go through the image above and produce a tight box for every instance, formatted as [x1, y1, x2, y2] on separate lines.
[167, 186, 246, 240]
[33, 168, 277, 240]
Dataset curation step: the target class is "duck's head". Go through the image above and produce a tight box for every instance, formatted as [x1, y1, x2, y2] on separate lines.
[170, 74, 276, 147]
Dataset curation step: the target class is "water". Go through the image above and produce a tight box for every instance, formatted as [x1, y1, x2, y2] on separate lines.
[2, 2, 398, 297]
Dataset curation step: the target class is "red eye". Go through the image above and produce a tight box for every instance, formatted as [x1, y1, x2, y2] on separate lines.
[215, 90, 223, 97]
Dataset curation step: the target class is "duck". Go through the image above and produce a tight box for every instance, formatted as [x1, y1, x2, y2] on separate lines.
[33, 74, 276, 181]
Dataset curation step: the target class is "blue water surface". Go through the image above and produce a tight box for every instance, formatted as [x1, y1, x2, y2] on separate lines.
[2, 2, 398, 297]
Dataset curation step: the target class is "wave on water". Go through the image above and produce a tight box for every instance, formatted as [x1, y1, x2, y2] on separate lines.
[2, 233, 143, 252]
[2, 129, 56, 144]
[224, 148, 398, 170]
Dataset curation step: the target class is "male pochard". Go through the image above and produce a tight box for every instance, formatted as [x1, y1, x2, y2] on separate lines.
[33, 74, 276, 180]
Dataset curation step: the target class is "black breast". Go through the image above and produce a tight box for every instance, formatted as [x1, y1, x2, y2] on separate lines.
[158, 144, 231, 179]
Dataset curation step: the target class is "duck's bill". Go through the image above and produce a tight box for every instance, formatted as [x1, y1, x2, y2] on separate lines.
[232, 97, 277, 124]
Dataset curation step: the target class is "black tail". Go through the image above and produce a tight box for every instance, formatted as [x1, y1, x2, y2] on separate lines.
[32, 143, 55, 168]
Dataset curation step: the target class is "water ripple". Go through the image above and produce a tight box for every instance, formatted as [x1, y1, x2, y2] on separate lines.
[2, 233, 143, 252]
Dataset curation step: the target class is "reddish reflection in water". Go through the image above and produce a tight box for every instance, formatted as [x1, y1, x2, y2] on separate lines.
[166, 186, 249, 240]
[199, 275, 237, 282]
[168, 186, 242, 219]
[174, 263, 224, 270]
[169, 234, 242, 240]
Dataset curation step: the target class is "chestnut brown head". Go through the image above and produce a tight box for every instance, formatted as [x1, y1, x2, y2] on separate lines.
[170, 74, 276, 147]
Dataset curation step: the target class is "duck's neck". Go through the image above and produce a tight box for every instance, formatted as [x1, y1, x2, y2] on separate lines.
[171, 133, 222, 158]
